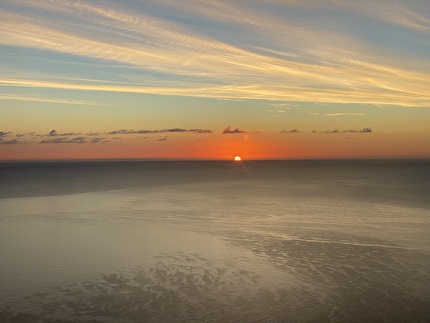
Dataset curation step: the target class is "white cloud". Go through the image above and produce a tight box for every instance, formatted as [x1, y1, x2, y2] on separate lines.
[0, 94, 101, 106]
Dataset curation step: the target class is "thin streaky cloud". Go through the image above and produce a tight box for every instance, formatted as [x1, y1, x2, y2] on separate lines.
[0, 94, 101, 106]
[324, 113, 366, 116]
[1, 24, 428, 102]
[0, 1, 429, 107]
[1, 78, 428, 107]
[327, 0, 430, 32]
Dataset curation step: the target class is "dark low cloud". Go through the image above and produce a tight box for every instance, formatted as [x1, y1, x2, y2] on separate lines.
[280, 129, 301, 133]
[222, 127, 247, 134]
[48, 129, 79, 136]
[279, 128, 373, 134]
[352, 127, 373, 133]
[108, 129, 149, 135]
[188, 128, 213, 134]
[90, 137, 109, 144]
[311, 128, 373, 134]
[40, 137, 86, 144]
[161, 128, 212, 134]
[0, 131, 11, 137]
[108, 128, 212, 135]
[0, 139, 19, 145]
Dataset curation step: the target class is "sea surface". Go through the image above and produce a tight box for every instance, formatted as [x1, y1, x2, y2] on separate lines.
[0, 160, 429, 322]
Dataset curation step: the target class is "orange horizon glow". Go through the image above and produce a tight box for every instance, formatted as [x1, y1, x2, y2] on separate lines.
[1, 132, 430, 162]
[1, 1, 430, 162]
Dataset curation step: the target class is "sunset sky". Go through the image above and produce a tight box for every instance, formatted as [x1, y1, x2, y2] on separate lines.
[1, 0, 430, 160]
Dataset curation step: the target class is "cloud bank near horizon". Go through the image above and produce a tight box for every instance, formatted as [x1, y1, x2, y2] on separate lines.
[0, 126, 375, 146]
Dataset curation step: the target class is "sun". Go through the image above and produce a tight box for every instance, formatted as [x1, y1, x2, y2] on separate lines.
[234, 155, 242, 162]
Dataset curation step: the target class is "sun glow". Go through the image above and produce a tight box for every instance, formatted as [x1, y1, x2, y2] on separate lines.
[234, 155, 242, 161]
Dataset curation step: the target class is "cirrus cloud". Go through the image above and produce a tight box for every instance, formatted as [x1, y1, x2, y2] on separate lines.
[0, 0, 429, 107]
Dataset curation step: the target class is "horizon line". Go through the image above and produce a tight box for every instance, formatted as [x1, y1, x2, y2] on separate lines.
[1, 157, 430, 164]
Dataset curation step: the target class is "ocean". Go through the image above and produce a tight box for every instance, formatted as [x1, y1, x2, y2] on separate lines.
[0, 160, 429, 322]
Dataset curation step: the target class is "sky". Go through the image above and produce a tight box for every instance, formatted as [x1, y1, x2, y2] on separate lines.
[1, 0, 430, 160]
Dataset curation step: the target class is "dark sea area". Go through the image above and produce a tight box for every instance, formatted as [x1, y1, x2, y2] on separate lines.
[1, 159, 430, 322]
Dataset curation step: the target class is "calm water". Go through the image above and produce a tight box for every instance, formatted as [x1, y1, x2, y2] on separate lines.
[0, 160, 429, 322]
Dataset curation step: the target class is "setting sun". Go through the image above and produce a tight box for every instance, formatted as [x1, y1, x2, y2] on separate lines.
[234, 156, 242, 161]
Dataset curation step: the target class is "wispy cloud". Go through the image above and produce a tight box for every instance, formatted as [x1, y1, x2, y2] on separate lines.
[329, 0, 430, 32]
[324, 113, 366, 117]
[0, 1, 429, 107]
[309, 112, 366, 117]
[0, 94, 101, 106]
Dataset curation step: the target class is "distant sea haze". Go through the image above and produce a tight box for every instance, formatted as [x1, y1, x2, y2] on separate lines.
[1, 160, 430, 322]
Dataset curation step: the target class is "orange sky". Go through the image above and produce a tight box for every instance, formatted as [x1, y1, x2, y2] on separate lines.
[1, 1, 430, 160]
[1, 131, 429, 161]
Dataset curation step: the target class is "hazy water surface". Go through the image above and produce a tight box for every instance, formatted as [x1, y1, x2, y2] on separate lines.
[1, 160, 430, 322]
